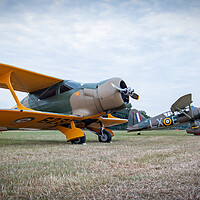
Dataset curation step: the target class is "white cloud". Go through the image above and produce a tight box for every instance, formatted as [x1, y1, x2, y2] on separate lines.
[0, 0, 199, 116]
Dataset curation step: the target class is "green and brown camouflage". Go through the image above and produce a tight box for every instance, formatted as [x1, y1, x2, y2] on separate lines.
[0, 63, 140, 144]
[21, 78, 137, 116]
[19, 77, 139, 143]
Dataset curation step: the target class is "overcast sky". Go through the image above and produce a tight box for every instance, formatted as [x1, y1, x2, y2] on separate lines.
[0, 0, 199, 116]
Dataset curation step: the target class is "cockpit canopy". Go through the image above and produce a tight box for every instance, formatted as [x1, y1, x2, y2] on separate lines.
[38, 80, 81, 100]
[64, 80, 81, 89]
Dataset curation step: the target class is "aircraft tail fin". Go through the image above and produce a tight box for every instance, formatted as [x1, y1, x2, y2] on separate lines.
[128, 109, 146, 127]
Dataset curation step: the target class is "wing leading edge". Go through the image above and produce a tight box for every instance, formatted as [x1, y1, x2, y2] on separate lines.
[0, 109, 127, 141]
[0, 63, 62, 93]
[171, 94, 192, 112]
[0, 63, 128, 142]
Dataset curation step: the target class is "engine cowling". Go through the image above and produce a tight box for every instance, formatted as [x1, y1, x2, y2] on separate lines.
[97, 77, 129, 112]
[70, 77, 131, 117]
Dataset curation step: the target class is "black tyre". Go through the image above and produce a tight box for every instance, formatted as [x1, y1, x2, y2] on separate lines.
[71, 135, 86, 144]
[98, 130, 112, 143]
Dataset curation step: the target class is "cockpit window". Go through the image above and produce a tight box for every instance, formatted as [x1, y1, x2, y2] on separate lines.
[39, 87, 56, 100]
[65, 81, 81, 89]
[59, 81, 81, 94]
[60, 85, 71, 94]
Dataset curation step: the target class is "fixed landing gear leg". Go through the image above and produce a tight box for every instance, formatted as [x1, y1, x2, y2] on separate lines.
[98, 129, 112, 143]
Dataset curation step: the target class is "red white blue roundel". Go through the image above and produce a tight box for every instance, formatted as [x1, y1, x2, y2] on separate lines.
[14, 117, 35, 123]
[163, 118, 172, 126]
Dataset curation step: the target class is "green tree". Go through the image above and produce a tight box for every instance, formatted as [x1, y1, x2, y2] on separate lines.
[110, 103, 132, 130]
[110, 105, 151, 130]
[139, 110, 150, 119]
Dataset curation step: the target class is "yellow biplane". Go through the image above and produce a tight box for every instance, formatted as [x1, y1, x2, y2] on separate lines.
[0, 63, 139, 144]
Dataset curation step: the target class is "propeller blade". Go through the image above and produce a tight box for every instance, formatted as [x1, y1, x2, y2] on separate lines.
[111, 83, 127, 92]
[130, 93, 139, 100]
[111, 83, 139, 100]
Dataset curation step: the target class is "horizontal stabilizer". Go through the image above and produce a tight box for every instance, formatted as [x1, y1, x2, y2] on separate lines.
[100, 115, 128, 127]
[171, 94, 192, 112]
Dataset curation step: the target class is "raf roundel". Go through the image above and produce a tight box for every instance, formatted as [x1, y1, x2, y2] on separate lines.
[163, 118, 172, 126]
[14, 117, 35, 123]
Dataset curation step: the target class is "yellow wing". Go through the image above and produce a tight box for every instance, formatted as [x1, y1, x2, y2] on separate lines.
[0, 109, 127, 130]
[0, 63, 62, 93]
[100, 115, 128, 127]
[0, 109, 127, 140]
[0, 109, 98, 130]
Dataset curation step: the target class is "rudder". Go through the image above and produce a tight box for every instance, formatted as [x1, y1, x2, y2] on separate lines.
[128, 109, 146, 127]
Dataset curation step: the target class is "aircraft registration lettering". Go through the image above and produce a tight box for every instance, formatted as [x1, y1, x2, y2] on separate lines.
[171, 116, 178, 125]
[37, 117, 69, 125]
[149, 116, 180, 129]
[157, 117, 164, 126]
[150, 117, 167, 128]
[149, 120, 157, 128]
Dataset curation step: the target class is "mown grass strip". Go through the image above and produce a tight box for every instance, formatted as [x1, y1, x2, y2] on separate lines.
[0, 130, 199, 199]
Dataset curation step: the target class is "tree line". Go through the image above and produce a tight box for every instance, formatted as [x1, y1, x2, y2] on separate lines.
[110, 103, 150, 130]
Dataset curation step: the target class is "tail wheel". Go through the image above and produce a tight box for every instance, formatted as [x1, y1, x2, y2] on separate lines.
[98, 130, 112, 143]
[71, 135, 86, 144]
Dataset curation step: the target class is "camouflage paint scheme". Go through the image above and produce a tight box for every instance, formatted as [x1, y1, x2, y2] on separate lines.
[20, 77, 131, 134]
[128, 94, 200, 135]
[21, 78, 128, 117]
[0, 63, 139, 144]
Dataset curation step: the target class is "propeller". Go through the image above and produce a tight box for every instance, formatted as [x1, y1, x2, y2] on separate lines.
[111, 83, 139, 100]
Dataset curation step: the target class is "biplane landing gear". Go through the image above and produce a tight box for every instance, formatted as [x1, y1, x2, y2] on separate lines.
[71, 135, 86, 144]
[98, 129, 112, 143]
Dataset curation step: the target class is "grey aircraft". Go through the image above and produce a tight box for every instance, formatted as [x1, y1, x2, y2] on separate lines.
[128, 94, 200, 135]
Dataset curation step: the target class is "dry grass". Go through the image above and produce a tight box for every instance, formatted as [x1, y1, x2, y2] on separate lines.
[0, 130, 200, 199]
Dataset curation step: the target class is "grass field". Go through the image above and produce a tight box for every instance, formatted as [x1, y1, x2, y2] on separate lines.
[0, 130, 199, 199]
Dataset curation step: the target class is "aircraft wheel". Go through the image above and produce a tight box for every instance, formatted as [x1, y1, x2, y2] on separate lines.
[71, 135, 86, 144]
[98, 130, 112, 143]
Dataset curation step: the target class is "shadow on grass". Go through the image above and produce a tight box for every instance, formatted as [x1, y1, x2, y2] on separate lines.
[0, 138, 68, 146]
[0, 138, 103, 146]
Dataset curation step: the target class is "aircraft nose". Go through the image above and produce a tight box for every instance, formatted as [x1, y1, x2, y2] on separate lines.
[111, 80, 139, 102]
